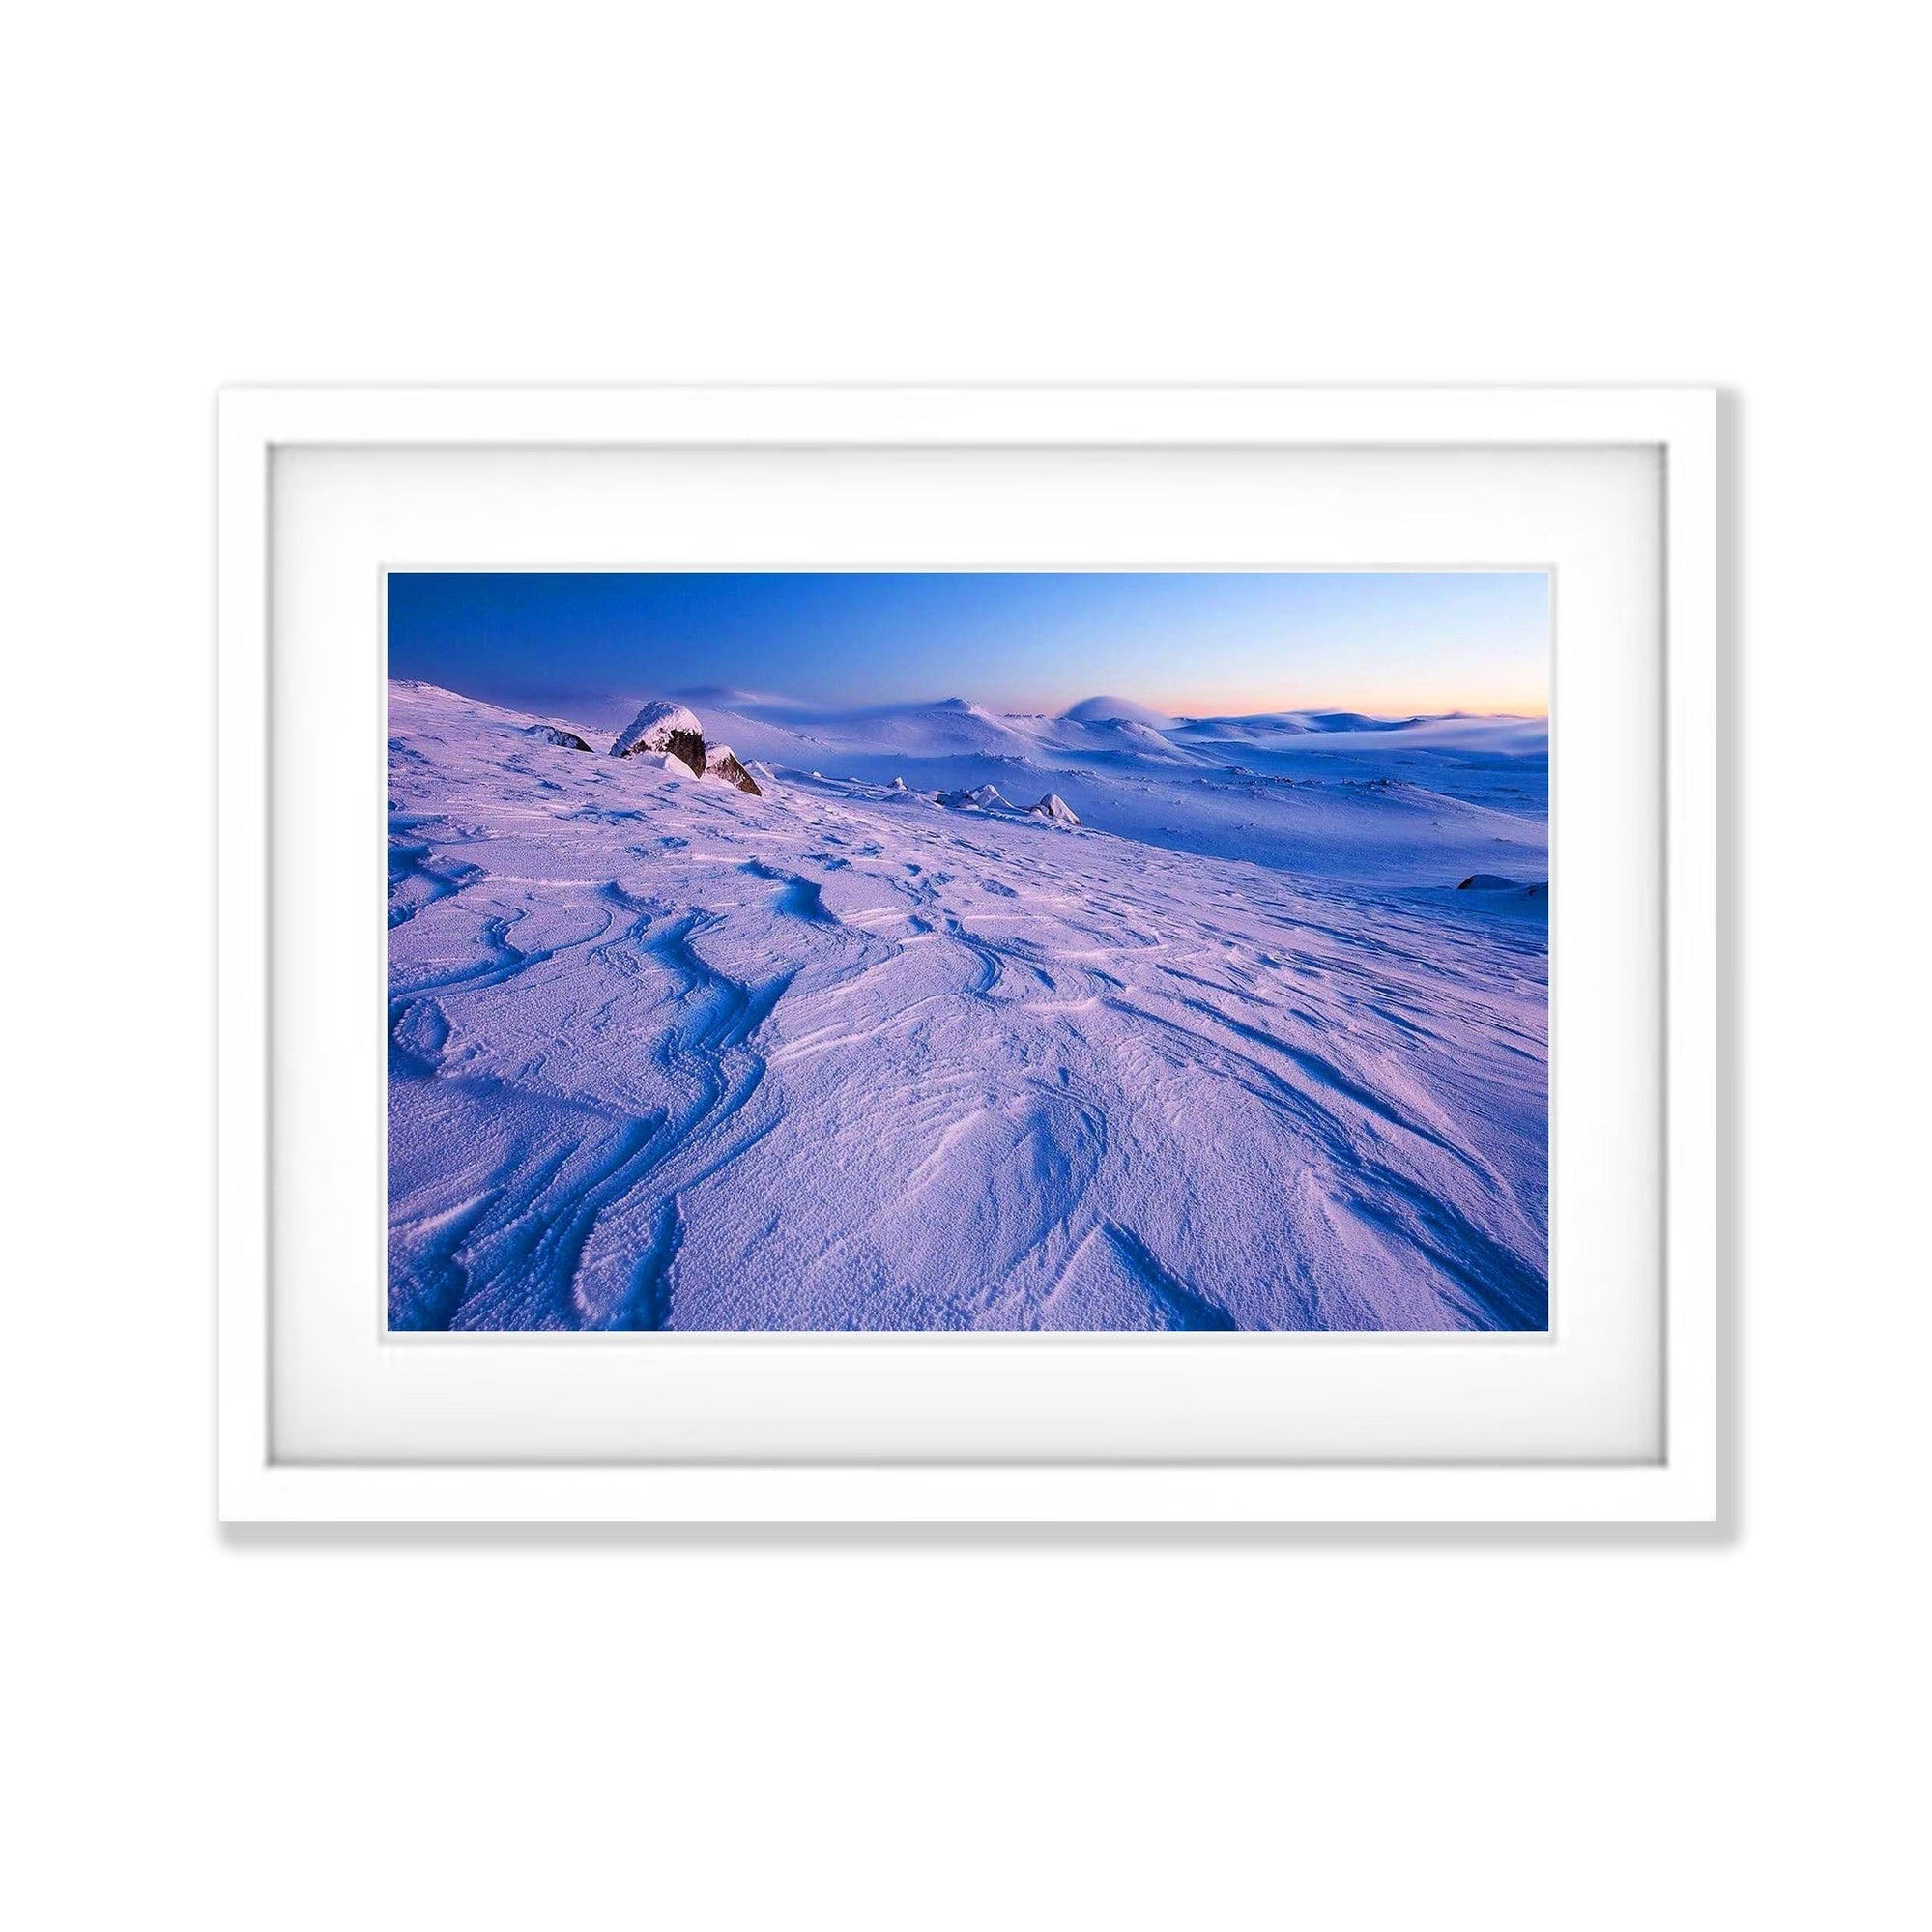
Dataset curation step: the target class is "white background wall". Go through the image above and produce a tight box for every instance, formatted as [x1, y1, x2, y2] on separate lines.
[6, 5, 1923, 1926]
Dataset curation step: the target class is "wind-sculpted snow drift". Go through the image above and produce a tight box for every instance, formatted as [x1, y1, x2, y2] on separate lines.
[388, 680, 1549, 1330]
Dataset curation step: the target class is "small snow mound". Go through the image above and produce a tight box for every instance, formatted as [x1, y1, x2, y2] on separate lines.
[888, 775, 907, 791]
[941, 782, 1011, 811]
[612, 700, 706, 775]
[623, 750, 687, 777]
[1455, 874, 1547, 914]
[524, 723, 592, 751]
[937, 782, 1012, 811]
[1028, 793, 1081, 826]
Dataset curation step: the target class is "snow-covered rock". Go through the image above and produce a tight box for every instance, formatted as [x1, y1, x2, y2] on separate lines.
[612, 700, 706, 775]
[941, 782, 1011, 811]
[1028, 793, 1081, 826]
[523, 723, 592, 751]
[705, 744, 763, 795]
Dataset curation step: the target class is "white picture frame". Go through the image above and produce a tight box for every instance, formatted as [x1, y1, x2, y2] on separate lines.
[218, 385, 1716, 1523]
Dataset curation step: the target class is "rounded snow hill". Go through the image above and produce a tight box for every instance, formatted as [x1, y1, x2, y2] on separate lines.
[1171, 713, 1312, 739]
[1299, 709, 1425, 734]
[900, 699, 1035, 752]
[1060, 694, 1178, 729]
[1111, 719, 1182, 751]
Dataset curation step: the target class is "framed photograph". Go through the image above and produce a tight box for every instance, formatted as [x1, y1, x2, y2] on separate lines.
[218, 386, 1716, 1522]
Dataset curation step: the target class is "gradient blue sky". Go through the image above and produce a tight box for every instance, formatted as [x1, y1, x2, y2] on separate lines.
[387, 571, 1548, 717]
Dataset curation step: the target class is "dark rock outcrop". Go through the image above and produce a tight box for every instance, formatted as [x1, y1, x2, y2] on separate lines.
[705, 745, 763, 796]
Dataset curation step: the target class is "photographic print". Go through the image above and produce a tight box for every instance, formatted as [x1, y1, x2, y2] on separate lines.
[387, 570, 1549, 1332]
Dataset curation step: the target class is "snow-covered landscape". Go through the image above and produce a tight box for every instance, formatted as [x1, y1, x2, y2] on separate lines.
[388, 673, 1549, 1331]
